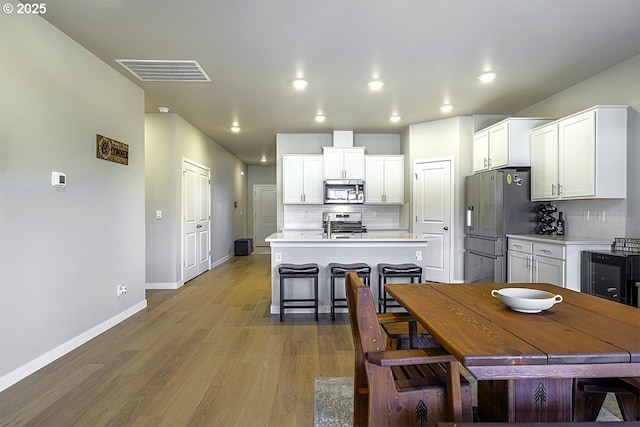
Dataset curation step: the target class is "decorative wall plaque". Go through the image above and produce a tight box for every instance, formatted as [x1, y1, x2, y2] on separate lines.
[96, 134, 129, 165]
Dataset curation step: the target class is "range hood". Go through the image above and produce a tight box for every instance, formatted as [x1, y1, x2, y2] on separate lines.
[332, 130, 354, 147]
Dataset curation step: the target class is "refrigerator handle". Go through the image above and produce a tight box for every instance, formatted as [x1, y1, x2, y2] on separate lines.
[466, 206, 474, 229]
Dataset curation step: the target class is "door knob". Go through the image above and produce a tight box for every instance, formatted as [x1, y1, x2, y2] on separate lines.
[196, 224, 202, 229]
[443, 226, 449, 230]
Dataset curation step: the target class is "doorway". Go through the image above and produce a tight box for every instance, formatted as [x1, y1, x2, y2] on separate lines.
[413, 158, 454, 283]
[182, 159, 211, 283]
[253, 184, 276, 253]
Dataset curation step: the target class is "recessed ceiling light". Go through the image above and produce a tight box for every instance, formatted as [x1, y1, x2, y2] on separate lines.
[390, 115, 401, 123]
[440, 105, 453, 113]
[292, 79, 308, 90]
[478, 72, 496, 83]
[230, 122, 241, 133]
[260, 155, 267, 163]
[368, 80, 384, 90]
[315, 114, 326, 122]
[158, 106, 169, 113]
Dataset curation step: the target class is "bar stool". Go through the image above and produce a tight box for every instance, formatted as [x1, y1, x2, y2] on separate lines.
[278, 263, 319, 322]
[328, 262, 371, 320]
[377, 263, 422, 313]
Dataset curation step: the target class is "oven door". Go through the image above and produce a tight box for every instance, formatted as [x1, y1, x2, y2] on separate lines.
[581, 252, 628, 305]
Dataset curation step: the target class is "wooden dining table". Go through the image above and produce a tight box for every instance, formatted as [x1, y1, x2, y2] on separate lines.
[385, 282, 640, 423]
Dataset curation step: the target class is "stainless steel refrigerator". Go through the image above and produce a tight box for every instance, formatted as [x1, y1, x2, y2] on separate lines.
[464, 169, 535, 283]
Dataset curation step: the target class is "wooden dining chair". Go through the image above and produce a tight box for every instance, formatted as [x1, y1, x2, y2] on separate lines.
[345, 272, 472, 427]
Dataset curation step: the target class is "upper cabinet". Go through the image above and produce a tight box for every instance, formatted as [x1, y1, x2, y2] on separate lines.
[323, 147, 365, 180]
[530, 105, 627, 201]
[365, 155, 404, 204]
[282, 155, 324, 204]
[473, 118, 552, 173]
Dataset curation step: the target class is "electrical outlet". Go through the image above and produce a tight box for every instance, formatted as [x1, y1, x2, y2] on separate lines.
[117, 284, 127, 296]
[275, 252, 282, 262]
[600, 211, 606, 222]
[583, 210, 590, 222]
[415, 251, 423, 261]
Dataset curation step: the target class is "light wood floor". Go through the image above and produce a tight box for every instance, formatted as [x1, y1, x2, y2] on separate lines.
[0, 254, 354, 426]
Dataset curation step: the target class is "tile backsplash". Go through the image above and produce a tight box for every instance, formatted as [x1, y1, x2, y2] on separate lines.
[283, 204, 404, 230]
[553, 199, 627, 240]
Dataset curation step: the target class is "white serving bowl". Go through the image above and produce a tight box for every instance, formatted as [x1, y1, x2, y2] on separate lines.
[491, 288, 563, 313]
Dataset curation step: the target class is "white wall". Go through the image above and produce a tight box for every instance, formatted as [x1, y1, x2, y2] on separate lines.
[0, 11, 146, 389]
[406, 116, 474, 282]
[145, 113, 248, 288]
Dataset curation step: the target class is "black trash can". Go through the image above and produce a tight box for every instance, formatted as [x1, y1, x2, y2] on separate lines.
[234, 238, 254, 256]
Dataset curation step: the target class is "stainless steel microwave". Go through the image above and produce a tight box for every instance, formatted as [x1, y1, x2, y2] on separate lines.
[324, 179, 364, 204]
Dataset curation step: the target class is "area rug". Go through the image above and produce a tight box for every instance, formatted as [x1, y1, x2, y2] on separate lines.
[314, 377, 353, 427]
[313, 377, 622, 426]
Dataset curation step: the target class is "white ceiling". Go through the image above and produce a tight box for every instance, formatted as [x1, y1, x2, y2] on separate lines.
[42, 0, 640, 165]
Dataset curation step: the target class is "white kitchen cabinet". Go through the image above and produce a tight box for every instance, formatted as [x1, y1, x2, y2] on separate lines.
[508, 238, 564, 287]
[530, 105, 627, 201]
[507, 241, 533, 283]
[282, 155, 323, 204]
[530, 124, 559, 199]
[323, 147, 365, 180]
[472, 131, 490, 172]
[473, 118, 551, 173]
[507, 235, 611, 291]
[365, 155, 404, 204]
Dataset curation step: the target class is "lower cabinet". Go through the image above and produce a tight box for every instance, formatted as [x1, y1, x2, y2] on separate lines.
[507, 239, 564, 287]
[507, 236, 609, 291]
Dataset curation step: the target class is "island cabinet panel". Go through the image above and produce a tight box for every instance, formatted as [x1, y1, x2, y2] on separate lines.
[282, 155, 323, 204]
[531, 105, 627, 201]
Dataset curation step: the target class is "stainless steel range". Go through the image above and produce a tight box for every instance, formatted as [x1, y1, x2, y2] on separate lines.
[322, 212, 367, 237]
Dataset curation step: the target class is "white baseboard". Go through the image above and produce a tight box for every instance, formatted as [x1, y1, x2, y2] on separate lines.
[146, 281, 183, 290]
[145, 255, 230, 290]
[211, 254, 231, 268]
[0, 300, 147, 393]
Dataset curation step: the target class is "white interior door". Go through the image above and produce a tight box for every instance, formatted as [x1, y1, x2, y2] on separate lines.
[183, 159, 210, 283]
[413, 159, 453, 283]
[253, 185, 276, 248]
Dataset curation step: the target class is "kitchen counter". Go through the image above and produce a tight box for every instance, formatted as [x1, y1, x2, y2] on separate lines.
[266, 232, 429, 315]
[506, 234, 612, 291]
[506, 234, 612, 246]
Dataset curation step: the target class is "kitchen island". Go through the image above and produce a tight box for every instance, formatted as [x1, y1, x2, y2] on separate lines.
[265, 232, 429, 315]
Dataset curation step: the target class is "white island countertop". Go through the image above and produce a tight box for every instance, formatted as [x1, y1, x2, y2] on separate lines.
[266, 232, 428, 242]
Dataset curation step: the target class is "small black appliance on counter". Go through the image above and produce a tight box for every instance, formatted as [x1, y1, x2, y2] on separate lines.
[581, 237, 640, 307]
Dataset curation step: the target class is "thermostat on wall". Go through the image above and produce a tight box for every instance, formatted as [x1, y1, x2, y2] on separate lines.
[51, 171, 66, 187]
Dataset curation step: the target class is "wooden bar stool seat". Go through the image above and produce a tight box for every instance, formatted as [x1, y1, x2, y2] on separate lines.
[328, 262, 371, 321]
[278, 263, 319, 322]
[377, 263, 422, 313]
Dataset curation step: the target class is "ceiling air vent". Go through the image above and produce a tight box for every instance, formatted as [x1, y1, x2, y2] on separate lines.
[115, 59, 211, 82]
